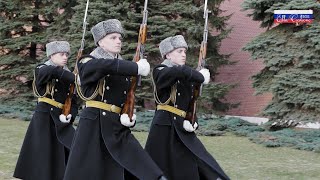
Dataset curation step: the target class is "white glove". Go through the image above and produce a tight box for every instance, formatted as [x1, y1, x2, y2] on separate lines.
[120, 113, 136, 127]
[59, 114, 72, 123]
[137, 59, 150, 76]
[199, 68, 210, 84]
[183, 120, 198, 132]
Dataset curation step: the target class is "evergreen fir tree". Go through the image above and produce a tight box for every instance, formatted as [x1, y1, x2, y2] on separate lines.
[242, 0, 320, 121]
[0, 0, 74, 119]
[0, 0, 235, 119]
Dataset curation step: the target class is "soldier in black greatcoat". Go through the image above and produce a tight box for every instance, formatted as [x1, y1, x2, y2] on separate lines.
[145, 35, 230, 180]
[14, 40, 78, 180]
[63, 19, 166, 180]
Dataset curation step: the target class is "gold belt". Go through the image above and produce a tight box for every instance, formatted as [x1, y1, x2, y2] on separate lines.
[38, 97, 64, 109]
[86, 101, 122, 114]
[157, 105, 186, 118]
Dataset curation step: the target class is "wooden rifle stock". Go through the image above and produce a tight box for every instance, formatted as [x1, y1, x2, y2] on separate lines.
[121, 24, 147, 120]
[62, 85, 74, 115]
[62, 50, 82, 116]
[186, 42, 207, 125]
[185, 84, 200, 124]
[61, 0, 89, 116]
[186, 0, 210, 125]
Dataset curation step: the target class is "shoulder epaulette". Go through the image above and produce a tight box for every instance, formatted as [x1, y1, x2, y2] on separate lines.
[156, 64, 167, 71]
[36, 64, 47, 69]
[79, 57, 92, 64]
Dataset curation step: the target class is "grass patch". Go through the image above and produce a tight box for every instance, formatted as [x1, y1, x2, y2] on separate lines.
[0, 118, 29, 179]
[1, 117, 320, 179]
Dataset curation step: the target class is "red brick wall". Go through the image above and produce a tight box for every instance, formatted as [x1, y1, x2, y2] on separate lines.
[215, 0, 272, 116]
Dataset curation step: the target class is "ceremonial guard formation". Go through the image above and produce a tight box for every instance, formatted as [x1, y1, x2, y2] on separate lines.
[63, 19, 166, 180]
[14, 40, 78, 180]
[13, 0, 231, 179]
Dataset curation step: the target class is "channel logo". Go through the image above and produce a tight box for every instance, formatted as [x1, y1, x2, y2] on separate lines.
[274, 10, 313, 24]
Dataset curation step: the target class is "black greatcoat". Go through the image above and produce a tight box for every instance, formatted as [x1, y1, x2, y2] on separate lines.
[63, 56, 163, 180]
[14, 64, 78, 180]
[145, 64, 230, 180]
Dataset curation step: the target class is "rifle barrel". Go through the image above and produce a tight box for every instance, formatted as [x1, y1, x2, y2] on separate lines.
[62, 0, 89, 116]
[188, 0, 211, 125]
[121, 0, 148, 120]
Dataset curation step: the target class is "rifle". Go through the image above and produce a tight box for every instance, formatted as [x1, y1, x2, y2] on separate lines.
[185, 0, 211, 125]
[121, 0, 149, 121]
[62, 0, 89, 116]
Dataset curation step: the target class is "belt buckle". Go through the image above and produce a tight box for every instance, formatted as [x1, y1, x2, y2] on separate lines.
[110, 105, 117, 112]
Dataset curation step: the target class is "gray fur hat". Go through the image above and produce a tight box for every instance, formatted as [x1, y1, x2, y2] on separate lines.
[91, 19, 124, 46]
[46, 41, 70, 57]
[159, 35, 188, 58]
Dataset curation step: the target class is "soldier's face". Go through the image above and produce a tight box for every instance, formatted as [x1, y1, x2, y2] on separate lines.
[99, 33, 122, 56]
[50, 52, 69, 67]
[166, 48, 187, 65]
